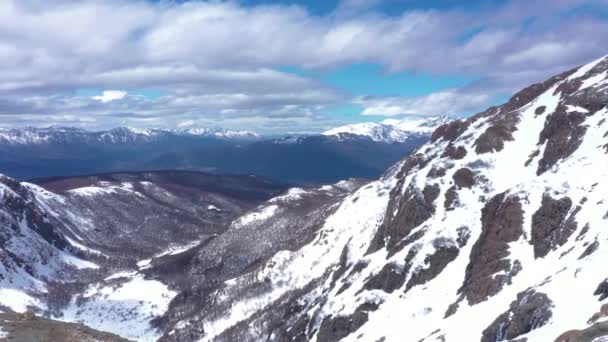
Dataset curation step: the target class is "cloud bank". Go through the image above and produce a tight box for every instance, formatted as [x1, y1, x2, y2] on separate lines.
[0, 0, 606, 132]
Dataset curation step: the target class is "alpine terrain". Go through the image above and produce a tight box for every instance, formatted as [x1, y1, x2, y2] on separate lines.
[1, 54, 608, 342]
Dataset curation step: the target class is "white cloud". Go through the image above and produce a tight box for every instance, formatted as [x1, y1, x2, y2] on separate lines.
[92, 90, 128, 103]
[0, 0, 605, 132]
[356, 90, 493, 117]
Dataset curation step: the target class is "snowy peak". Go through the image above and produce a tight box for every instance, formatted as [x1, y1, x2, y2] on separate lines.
[382, 115, 451, 134]
[322, 122, 414, 143]
[323, 116, 448, 143]
[181, 127, 260, 139]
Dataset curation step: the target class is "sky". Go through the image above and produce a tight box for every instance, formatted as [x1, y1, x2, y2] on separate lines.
[0, 0, 607, 134]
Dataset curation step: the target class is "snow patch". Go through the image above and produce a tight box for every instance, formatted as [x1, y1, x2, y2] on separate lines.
[233, 205, 279, 228]
[68, 182, 141, 197]
[137, 241, 201, 269]
[0, 289, 43, 313]
[269, 188, 308, 202]
[580, 70, 608, 90]
[59, 272, 177, 342]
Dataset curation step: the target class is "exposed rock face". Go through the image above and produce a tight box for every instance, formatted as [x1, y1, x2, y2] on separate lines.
[535, 106, 547, 115]
[472, 68, 578, 156]
[443, 186, 459, 211]
[422, 184, 441, 204]
[363, 263, 407, 293]
[427, 166, 447, 179]
[316, 303, 379, 342]
[452, 168, 475, 189]
[442, 144, 467, 160]
[530, 195, 576, 258]
[594, 279, 608, 301]
[383, 183, 435, 249]
[587, 303, 608, 324]
[578, 239, 599, 259]
[405, 242, 459, 292]
[555, 322, 608, 342]
[431, 120, 470, 143]
[481, 290, 553, 342]
[459, 192, 524, 305]
[474, 112, 519, 154]
[536, 106, 587, 174]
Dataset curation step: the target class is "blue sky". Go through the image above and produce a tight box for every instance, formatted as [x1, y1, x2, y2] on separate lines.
[0, 0, 606, 133]
[240, 0, 509, 15]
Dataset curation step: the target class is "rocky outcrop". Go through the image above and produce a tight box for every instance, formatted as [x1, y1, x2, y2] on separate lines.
[536, 105, 587, 174]
[594, 279, 608, 301]
[474, 112, 519, 154]
[431, 120, 470, 143]
[442, 144, 467, 160]
[579, 239, 599, 259]
[443, 186, 459, 211]
[316, 302, 379, 342]
[363, 263, 407, 293]
[383, 183, 436, 250]
[405, 242, 459, 292]
[555, 322, 608, 342]
[587, 303, 608, 324]
[535, 106, 547, 115]
[452, 168, 475, 189]
[459, 192, 524, 304]
[481, 290, 553, 342]
[472, 68, 579, 156]
[530, 195, 577, 258]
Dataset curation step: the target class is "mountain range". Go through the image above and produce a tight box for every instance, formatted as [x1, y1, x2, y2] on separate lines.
[0, 55, 607, 342]
[0, 118, 440, 184]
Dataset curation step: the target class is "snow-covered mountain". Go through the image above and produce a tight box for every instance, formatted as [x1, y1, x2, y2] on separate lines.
[1, 55, 607, 342]
[155, 55, 608, 341]
[0, 126, 259, 146]
[322, 116, 449, 143]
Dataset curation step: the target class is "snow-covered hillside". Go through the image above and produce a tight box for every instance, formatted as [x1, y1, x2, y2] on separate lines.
[157, 55, 608, 341]
[0, 171, 286, 341]
[323, 116, 448, 143]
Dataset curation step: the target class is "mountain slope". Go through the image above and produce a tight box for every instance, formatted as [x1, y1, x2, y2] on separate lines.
[154, 55, 608, 341]
[0, 171, 287, 341]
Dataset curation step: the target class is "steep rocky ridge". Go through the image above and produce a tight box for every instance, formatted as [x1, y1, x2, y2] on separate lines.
[154, 55, 608, 342]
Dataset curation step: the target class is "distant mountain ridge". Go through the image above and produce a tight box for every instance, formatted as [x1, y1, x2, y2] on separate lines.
[0, 123, 432, 184]
[0, 116, 447, 146]
[322, 116, 450, 143]
[0, 126, 260, 145]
